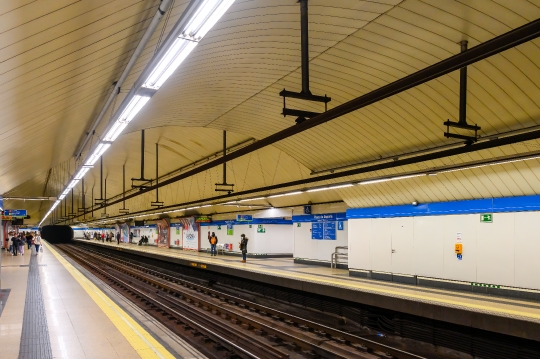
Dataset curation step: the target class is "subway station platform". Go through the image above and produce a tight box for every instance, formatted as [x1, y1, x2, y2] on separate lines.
[74, 239, 540, 343]
[0, 242, 205, 359]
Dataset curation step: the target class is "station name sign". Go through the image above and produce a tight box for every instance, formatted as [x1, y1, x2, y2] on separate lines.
[4, 209, 27, 218]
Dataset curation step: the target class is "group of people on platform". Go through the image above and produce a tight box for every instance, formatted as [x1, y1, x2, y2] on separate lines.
[86, 231, 122, 244]
[6, 231, 42, 256]
[207, 232, 249, 262]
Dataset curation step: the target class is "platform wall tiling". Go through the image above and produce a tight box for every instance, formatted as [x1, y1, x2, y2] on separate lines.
[293, 221, 348, 262]
[347, 196, 540, 290]
[202, 223, 293, 254]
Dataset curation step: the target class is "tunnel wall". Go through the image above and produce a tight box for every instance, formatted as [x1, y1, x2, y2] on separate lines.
[41, 225, 74, 244]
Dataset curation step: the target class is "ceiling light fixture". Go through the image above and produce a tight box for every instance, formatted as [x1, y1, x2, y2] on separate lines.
[358, 174, 426, 185]
[39, 0, 236, 227]
[238, 197, 266, 202]
[267, 191, 303, 199]
[306, 183, 354, 192]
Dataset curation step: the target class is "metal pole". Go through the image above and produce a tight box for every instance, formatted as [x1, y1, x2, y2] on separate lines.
[104, 179, 107, 215]
[75, 0, 175, 160]
[122, 164, 126, 209]
[141, 130, 145, 179]
[100, 156, 103, 199]
[459, 40, 468, 125]
[300, 0, 310, 94]
[91, 187, 94, 218]
[156, 143, 159, 202]
[223, 130, 227, 184]
[82, 178, 85, 220]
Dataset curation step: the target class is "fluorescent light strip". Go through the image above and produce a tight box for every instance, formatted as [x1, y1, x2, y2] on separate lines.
[84, 143, 111, 166]
[306, 184, 354, 193]
[238, 197, 266, 202]
[359, 174, 426, 185]
[183, 0, 235, 39]
[436, 155, 540, 174]
[267, 191, 303, 199]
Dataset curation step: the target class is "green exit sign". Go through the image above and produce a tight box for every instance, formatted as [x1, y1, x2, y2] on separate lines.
[480, 213, 493, 223]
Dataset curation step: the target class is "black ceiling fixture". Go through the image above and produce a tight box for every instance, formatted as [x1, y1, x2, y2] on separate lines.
[151, 143, 164, 207]
[132, 129, 154, 190]
[215, 130, 234, 194]
[444, 41, 481, 144]
[119, 165, 130, 214]
[280, 0, 331, 124]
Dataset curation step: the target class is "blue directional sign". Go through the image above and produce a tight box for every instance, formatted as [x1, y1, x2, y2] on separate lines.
[457, 254, 463, 260]
[312, 221, 336, 240]
[4, 209, 27, 217]
[236, 214, 253, 221]
[337, 221, 344, 231]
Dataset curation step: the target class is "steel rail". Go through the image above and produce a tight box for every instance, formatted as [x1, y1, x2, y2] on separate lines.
[57, 244, 263, 359]
[68, 243, 426, 359]
[77, 17, 540, 210]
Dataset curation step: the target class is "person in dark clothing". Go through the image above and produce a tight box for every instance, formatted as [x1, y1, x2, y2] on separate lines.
[129, 232, 134, 243]
[116, 232, 120, 245]
[208, 232, 218, 256]
[12, 235, 18, 256]
[239, 234, 248, 263]
[26, 233, 33, 249]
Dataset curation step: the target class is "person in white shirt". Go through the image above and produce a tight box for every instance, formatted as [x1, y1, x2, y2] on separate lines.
[33, 234, 42, 255]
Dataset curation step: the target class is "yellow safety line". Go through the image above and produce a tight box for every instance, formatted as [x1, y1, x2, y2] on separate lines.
[81, 241, 540, 322]
[45, 242, 176, 359]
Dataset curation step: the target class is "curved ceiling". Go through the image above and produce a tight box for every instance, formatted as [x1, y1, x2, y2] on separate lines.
[2, 0, 540, 223]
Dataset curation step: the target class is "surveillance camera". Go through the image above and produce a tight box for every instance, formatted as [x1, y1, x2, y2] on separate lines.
[412, 201, 418, 206]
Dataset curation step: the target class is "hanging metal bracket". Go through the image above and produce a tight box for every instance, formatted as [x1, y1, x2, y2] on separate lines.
[444, 41, 481, 144]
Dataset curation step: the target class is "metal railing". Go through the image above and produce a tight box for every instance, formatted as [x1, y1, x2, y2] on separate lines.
[331, 246, 348, 268]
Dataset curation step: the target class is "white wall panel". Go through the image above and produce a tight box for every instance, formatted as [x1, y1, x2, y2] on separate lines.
[294, 223, 315, 259]
[443, 215, 478, 282]
[476, 212, 515, 286]
[317, 222, 347, 261]
[391, 217, 415, 275]
[514, 212, 540, 290]
[413, 216, 445, 278]
[370, 218, 392, 272]
[348, 219, 371, 270]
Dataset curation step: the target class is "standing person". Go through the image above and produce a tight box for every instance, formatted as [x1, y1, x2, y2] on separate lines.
[26, 232, 33, 250]
[18, 234, 24, 255]
[129, 232, 134, 243]
[208, 232, 218, 256]
[34, 233, 42, 255]
[7, 234, 12, 254]
[116, 231, 120, 245]
[12, 235, 18, 256]
[101, 232, 105, 242]
[239, 234, 248, 263]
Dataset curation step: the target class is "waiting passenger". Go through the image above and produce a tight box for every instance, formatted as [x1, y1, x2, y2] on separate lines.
[208, 231, 218, 256]
[7, 235, 12, 254]
[34, 234, 42, 255]
[239, 234, 248, 263]
[18, 234, 24, 255]
[12, 235, 18, 256]
[116, 231, 120, 245]
[26, 232, 33, 249]
[129, 232, 134, 243]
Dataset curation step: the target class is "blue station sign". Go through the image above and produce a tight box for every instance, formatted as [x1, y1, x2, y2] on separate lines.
[4, 209, 27, 217]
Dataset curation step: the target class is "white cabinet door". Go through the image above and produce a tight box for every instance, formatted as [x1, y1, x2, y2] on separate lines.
[391, 217, 415, 275]
[370, 218, 392, 272]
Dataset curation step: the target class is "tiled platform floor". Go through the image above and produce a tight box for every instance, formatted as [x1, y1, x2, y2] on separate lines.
[0, 243, 204, 359]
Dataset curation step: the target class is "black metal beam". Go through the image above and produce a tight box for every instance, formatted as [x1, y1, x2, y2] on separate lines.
[300, 0, 310, 95]
[78, 18, 540, 211]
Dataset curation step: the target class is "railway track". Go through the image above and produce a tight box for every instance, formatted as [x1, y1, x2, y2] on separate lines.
[56, 244, 426, 359]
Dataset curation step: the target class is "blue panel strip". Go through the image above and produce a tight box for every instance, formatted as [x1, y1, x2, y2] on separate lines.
[292, 212, 347, 223]
[200, 218, 292, 226]
[346, 195, 540, 219]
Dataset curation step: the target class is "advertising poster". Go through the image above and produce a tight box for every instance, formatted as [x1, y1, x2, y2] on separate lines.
[227, 223, 233, 235]
[155, 219, 170, 248]
[121, 223, 129, 242]
[180, 217, 199, 251]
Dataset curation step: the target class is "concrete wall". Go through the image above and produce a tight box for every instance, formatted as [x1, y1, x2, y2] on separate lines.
[293, 221, 348, 262]
[348, 211, 540, 290]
